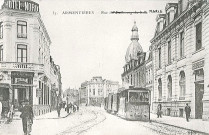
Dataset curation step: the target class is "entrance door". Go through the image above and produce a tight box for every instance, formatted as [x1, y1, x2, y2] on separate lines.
[18, 88, 26, 104]
[195, 83, 204, 119]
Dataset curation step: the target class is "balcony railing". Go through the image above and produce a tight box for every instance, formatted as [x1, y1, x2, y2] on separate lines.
[0, 62, 44, 73]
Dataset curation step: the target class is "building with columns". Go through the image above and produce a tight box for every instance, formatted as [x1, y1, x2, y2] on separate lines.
[79, 76, 119, 106]
[151, 0, 209, 120]
[0, 0, 62, 116]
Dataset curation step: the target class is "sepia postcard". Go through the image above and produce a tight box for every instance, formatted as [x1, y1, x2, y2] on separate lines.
[0, 0, 209, 135]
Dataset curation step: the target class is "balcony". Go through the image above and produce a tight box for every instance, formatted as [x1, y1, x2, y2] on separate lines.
[0, 62, 44, 73]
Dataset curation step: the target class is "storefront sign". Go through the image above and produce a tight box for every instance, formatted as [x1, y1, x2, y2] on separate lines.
[14, 78, 29, 84]
[3, 0, 39, 12]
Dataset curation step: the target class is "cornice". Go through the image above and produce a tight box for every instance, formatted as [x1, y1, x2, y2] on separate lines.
[151, 2, 203, 44]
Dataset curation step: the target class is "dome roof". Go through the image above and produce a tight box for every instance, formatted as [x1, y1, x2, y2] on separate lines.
[125, 22, 143, 63]
[125, 41, 143, 62]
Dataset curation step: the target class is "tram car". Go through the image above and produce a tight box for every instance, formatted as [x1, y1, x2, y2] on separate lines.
[118, 87, 150, 121]
[105, 87, 150, 121]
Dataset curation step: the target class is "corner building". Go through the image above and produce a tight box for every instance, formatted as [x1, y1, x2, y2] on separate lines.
[151, 0, 209, 120]
[0, 0, 62, 116]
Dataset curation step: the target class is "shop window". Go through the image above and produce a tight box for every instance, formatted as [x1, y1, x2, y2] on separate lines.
[17, 21, 27, 38]
[196, 22, 202, 51]
[17, 44, 27, 62]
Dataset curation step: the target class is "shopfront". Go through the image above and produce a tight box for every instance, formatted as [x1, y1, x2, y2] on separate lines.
[11, 71, 34, 109]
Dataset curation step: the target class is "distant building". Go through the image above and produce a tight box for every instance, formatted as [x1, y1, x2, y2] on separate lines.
[0, 0, 62, 116]
[151, 0, 209, 120]
[63, 88, 79, 105]
[79, 76, 119, 106]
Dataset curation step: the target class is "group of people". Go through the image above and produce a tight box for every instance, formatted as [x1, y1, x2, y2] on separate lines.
[56, 102, 79, 117]
[156, 103, 191, 122]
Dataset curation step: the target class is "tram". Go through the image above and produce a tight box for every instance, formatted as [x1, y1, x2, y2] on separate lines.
[105, 87, 151, 121]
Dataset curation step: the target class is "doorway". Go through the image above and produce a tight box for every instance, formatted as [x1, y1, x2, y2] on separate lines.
[194, 68, 204, 119]
[195, 83, 204, 119]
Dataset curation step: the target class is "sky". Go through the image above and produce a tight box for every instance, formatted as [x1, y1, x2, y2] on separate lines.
[0, 0, 177, 90]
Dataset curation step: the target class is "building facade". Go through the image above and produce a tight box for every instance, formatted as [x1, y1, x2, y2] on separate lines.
[79, 76, 119, 106]
[151, 0, 209, 120]
[121, 22, 146, 89]
[0, 0, 62, 116]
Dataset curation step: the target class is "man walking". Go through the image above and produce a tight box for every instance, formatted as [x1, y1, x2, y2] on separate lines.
[20, 100, 34, 135]
[185, 103, 191, 122]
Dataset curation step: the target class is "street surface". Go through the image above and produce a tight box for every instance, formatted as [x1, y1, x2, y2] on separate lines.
[0, 107, 205, 135]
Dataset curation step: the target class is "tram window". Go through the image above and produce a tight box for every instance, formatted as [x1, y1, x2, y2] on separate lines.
[129, 92, 149, 102]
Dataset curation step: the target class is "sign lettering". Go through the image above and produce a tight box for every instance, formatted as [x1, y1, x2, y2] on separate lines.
[3, 0, 39, 12]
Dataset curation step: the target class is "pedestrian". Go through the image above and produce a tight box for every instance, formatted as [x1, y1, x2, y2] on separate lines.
[20, 100, 34, 135]
[57, 103, 62, 117]
[0, 101, 2, 119]
[157, 104, 162, 118]
[66, 104, 70, 113]
[185, 103, 191, 122]
[7, 104, 14, 123]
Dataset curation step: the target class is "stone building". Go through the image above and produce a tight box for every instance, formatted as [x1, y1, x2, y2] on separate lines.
[0, 0, 62, 116]
[79, 76, 119, 106]
[151, 0, 209, 120]
[121, 22, 146, 89]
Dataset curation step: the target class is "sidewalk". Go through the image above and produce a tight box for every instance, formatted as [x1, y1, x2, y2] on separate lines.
[12, 108, 70, 121]
[150, 113, 209, 134]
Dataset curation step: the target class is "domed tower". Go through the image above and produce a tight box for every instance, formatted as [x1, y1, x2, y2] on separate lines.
[122, 21, 146, 88]
[125, 21, 143, 63]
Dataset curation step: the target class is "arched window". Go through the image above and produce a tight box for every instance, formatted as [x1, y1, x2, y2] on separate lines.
[167, 75, 172, 98]
[179, 71, 186, 97]
[158, 78, 162, 100]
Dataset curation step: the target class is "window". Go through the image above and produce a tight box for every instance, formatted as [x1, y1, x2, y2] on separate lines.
[179, 71, 186, 97]
[93, 89, 95, 95]
[158, 47, 161, 68]
[17, 44, 27, 62]
[168, 41, 171, 64]
[17, 21, 27, 38]
[0, 22, 3, 39]
[158, 78, 162, 100]
[0, 45, 3, 61]
[196, 22, 202, 51]
[180, 31, 184, 58]
[167, 75, 172, 98]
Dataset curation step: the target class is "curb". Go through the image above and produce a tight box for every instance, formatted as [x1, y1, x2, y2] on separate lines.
[150, 119, 209, 135]
[12, 112, 71, 121]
